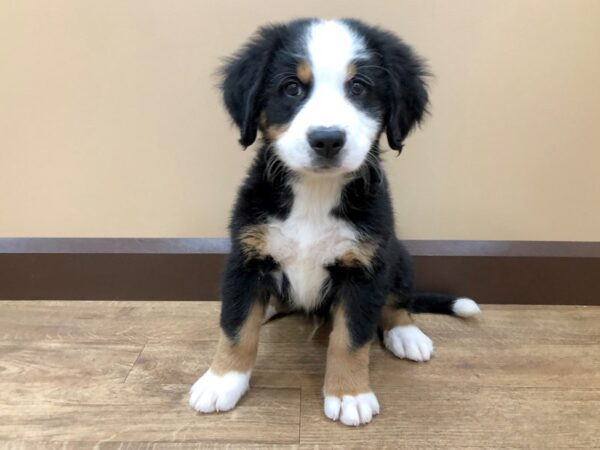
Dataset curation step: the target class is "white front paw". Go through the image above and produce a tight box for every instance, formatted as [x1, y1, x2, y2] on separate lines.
[324, 392, 380, 426]
[384, 325, 433, 362]
[189, 369, 250, 413]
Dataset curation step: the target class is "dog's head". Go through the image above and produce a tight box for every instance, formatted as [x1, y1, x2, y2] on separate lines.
[221, 19, 429, 176]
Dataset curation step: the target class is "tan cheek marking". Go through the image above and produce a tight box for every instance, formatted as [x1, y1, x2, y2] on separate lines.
[239, 224, 269, 261]
[324, 306, 372, 397]
[380, 298, 414, 331]
[265, 123, 289, 141]
[338, 240, 378, 270]
[211, 301, 265, 375]
[259, 111, 268, 129]
[346, 62, 357, 81]
[297, 60, 312, 84]
[259, 110, 289, 142]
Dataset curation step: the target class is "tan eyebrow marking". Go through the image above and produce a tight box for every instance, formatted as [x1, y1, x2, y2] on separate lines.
[346, 62, 357, 81]
[296, 60, 313, 84]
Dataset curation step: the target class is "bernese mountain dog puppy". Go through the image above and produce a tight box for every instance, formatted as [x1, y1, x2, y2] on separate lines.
[189, 18, 480, 426]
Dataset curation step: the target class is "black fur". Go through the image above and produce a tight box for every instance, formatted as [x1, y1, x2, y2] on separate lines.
[410, 293, 463, 315]
[218, 19, 464, 347]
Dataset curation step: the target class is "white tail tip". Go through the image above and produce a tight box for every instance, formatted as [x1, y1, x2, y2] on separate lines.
[452, 298, 481, 317]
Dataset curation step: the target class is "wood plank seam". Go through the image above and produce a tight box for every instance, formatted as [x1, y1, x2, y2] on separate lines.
[124, 342, 147, 383]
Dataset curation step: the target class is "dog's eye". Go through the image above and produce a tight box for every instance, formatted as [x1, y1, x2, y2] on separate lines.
[349, 80, 367, 97]
[283, 81, 303, 98]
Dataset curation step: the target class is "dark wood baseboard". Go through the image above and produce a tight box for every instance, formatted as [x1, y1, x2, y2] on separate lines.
[1, 238, 599, 304]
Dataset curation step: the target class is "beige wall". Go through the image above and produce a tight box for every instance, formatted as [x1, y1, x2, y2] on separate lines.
[1, 0, 599, 240]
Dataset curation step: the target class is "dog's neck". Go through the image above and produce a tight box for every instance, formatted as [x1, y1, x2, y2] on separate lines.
[289, 173, 347, 221]
[259, 143, 384, 222]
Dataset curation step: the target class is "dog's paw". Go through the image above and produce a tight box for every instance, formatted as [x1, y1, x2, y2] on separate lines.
[383, 325, 433, 362]
[189, 369, 250, 413]
[324, 392, 380, 426]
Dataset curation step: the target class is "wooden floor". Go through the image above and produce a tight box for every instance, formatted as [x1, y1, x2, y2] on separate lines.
[0, 301, 599, 449]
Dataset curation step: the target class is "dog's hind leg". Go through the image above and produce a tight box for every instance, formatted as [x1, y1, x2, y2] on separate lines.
[380, 295, 434, 362]
[380, 239, 434, 362]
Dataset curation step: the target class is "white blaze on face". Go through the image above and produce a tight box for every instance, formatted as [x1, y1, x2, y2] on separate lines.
[275, 20, 380, 174]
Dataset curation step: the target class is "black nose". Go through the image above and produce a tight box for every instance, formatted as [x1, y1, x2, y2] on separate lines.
[307, 127, 346, 159]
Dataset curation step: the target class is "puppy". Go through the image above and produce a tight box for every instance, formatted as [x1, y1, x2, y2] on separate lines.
[189, 18, 480, 426]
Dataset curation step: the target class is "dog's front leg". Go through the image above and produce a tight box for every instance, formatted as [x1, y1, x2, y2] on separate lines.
[189, 252, 266, 413]
[323, 281, 384, 426]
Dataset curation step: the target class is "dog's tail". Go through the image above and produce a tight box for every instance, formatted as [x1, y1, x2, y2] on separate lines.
[409, 293, 481, 318]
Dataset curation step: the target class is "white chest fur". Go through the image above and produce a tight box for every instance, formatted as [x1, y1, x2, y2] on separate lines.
[264, 175, 358, 310]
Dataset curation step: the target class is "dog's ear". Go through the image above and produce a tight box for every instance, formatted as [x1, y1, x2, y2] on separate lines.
[378, 32, 429, 152]
[220, 25, 283, 148]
